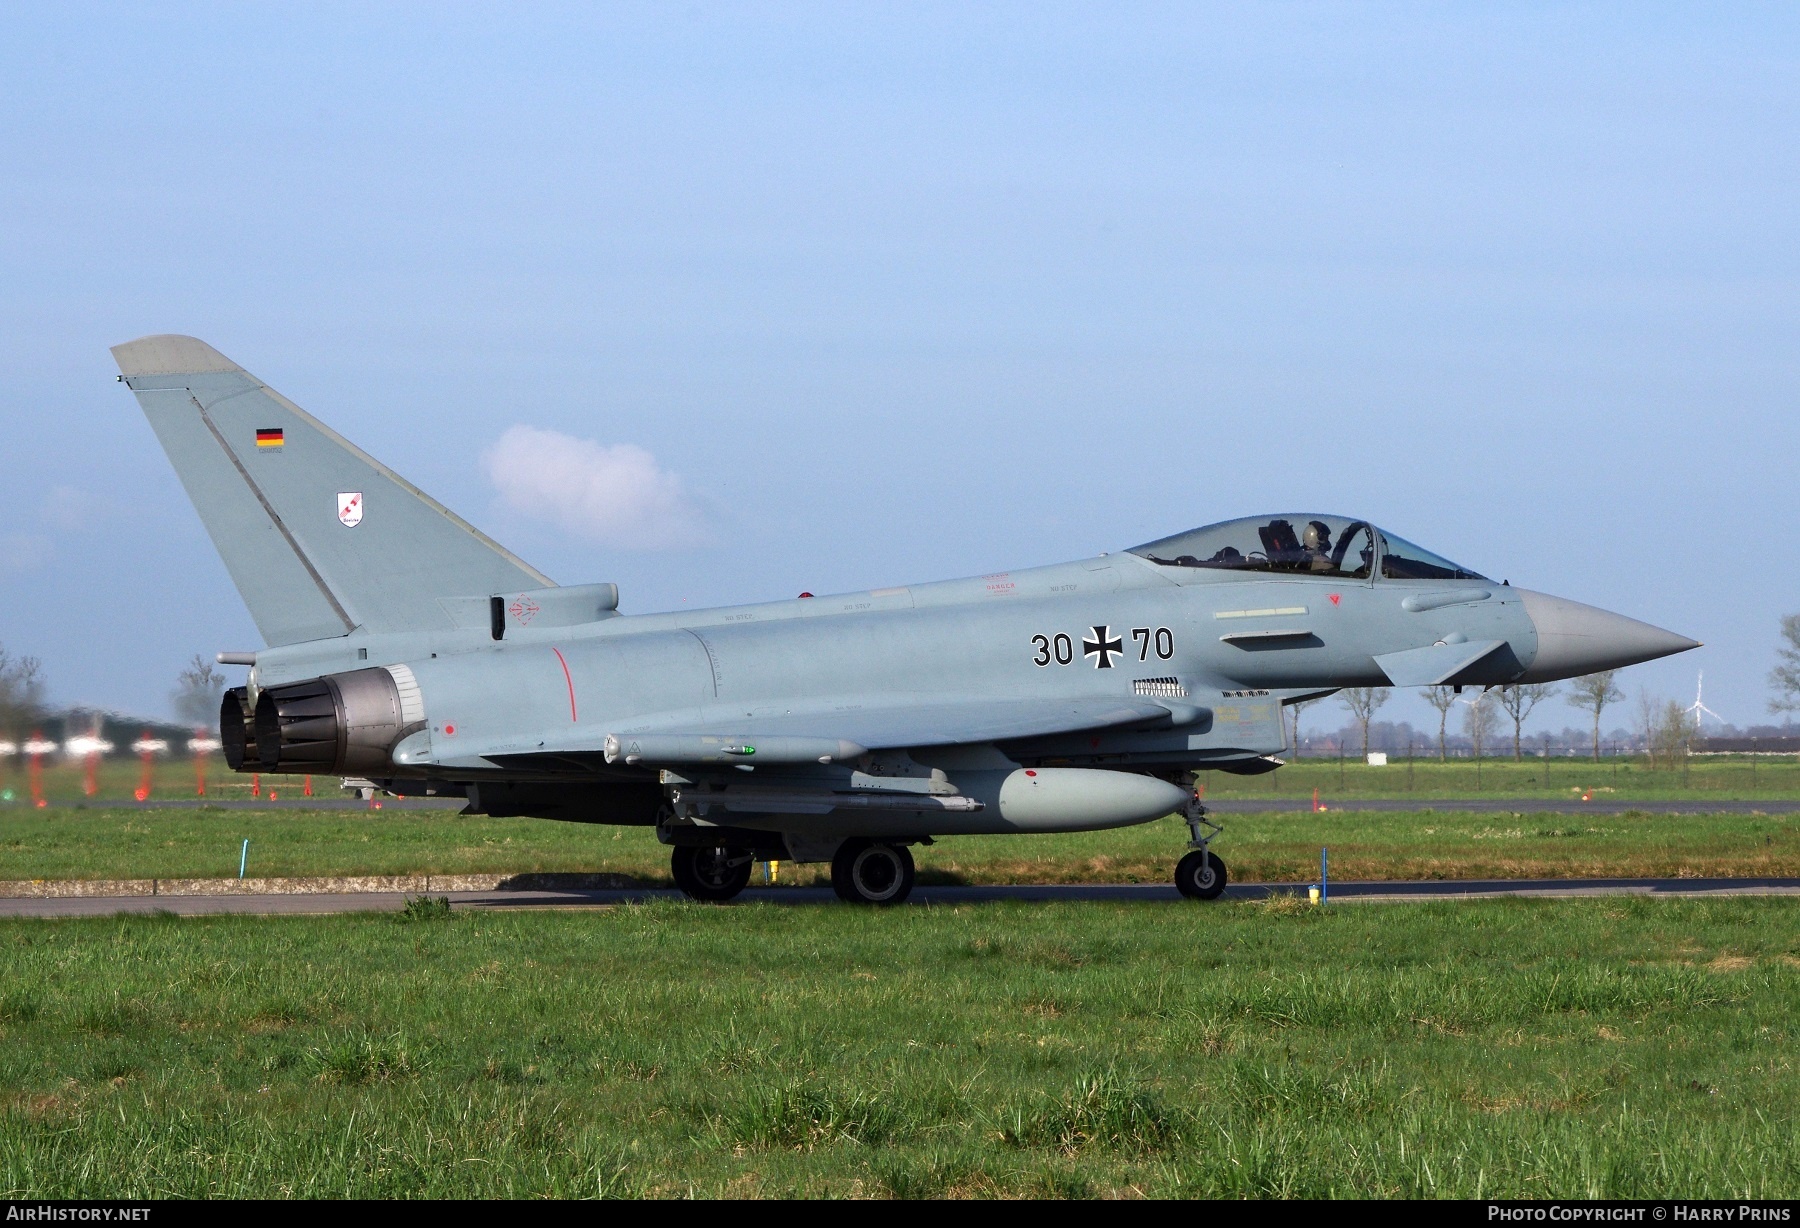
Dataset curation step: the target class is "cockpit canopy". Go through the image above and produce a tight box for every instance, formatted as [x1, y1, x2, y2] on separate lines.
[1129, 514, 1487, 582]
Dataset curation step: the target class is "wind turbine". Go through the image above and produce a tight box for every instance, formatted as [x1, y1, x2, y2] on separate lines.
[1686, 671, 1724, 729]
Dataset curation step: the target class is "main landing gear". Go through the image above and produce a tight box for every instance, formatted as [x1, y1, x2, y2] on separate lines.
[667, 839, 917, 905]
[670, 844, 754, 902]
[1175, 792, 1227, 901]
[831, 839, 916, 906]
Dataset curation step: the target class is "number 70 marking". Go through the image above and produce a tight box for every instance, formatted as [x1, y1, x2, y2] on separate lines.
[1132, 627, 1174, 661]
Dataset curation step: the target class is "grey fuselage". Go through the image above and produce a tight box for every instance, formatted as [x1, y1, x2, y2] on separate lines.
[251, 550, 1529, 797]
[112, 334, 1698, 849]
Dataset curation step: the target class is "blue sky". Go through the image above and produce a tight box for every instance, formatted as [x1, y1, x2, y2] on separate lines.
[1, 3, 1795, 733]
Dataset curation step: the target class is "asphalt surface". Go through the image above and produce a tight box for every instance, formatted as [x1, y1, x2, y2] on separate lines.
[4, 877, 1799, 919]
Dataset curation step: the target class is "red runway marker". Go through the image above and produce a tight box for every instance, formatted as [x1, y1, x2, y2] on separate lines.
[136, 729, 154, 801]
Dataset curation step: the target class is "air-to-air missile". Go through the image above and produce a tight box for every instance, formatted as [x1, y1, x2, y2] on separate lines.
[115, 335, 1698, 904]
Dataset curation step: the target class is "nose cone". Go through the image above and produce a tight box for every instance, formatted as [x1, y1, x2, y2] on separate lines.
[1515, 589, 1699, 683]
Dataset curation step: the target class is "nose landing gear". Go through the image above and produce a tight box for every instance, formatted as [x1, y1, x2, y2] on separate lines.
[1175, 792, 1227, 900]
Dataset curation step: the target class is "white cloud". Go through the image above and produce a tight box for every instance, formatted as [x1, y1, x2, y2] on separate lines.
[483, 425, 708, 550]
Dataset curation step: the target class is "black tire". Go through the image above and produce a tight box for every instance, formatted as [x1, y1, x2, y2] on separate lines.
[830, 860, 857, 903]
[671, 845, 752, 902]
[829, 839, 916, 905]
[1175, 849, 1227, 901]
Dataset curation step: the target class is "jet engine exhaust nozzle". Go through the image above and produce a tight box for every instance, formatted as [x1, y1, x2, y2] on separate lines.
[251, 665, 425, 774]
[219, 687, 256, 771]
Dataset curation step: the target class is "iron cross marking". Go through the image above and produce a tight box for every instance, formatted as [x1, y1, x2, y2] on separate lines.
[1083, 625, 1124, 669]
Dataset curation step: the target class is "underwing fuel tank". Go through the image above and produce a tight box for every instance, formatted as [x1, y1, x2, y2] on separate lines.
[962, 768, 1190, 833]
[245, 665, 426, 773]
[707, 767, 1190, 837]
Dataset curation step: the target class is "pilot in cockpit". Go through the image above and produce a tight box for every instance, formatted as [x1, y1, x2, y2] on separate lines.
[1302, 520, 1335, 572]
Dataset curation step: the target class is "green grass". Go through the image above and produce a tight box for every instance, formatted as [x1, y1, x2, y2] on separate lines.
[935, 807, 1800, 884]
[1203, 753, 1800, 801]
[0, 806, 652, 882]
[3, 898, 1799, 1197]
[5, 805, 1800, 884]
[4, 753, 1799, 811]
[0, 756, 311, 806]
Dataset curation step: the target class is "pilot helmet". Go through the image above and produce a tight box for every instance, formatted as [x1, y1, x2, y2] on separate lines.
[1303, 520, 1332, 553]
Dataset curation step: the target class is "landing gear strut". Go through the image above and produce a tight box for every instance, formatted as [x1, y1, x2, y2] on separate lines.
[671, 844, 753, 902]
[1175, 791, 1227, 900]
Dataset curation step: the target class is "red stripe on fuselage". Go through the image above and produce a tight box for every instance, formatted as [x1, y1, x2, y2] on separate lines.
[551, 647, 577, 721]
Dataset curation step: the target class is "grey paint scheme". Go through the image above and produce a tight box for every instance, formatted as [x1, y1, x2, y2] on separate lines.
[114, 335, 1700, 844]
[113, 335, 549, 646]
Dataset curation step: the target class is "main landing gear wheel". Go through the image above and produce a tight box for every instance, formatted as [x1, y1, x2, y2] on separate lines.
[1175, 849, 1227, 900]
[671, 845, 753, 902]
[830, 839, 916, 905]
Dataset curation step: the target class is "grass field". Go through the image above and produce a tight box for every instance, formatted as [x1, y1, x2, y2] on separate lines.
[0, 757, 316, 807]
[1202, 753, 1800, 801]
[2, 897, 1797, 1197]
[5, 753, 1800, 808]
[4, 805, 1799, 885]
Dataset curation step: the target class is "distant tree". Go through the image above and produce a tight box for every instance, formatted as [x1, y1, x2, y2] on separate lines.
[0, 643, 46, 738]
[1664, 699, 1696, 766]
[1771, 614, 1800, 719]
[1637, 693, 1694, 770]
[1462, 691, 1498, 758]
[1287, 696, 1321, 757]
[1565, 670, 1625, 760]
[1422, 686, 1459, 761]
[173, 654, 225, 728]
[1634, 691, 1658, 765]
[1495, 683, 1558, 761]
[1339, 687, 1391, 758]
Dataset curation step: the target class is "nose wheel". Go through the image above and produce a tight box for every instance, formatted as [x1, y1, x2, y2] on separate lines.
[1175, 792, 1227, 901]
[671, 844, 753, 902]
[1175, 848, 1227, 900]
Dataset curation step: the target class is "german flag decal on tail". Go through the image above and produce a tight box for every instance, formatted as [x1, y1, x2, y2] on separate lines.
[255, 428, 284, 450]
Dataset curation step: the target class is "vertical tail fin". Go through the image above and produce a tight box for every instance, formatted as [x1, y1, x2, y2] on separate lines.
[114, 335, 552, 646]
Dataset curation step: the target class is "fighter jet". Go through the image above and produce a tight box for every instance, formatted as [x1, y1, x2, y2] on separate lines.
[114, 335, 1700, 904]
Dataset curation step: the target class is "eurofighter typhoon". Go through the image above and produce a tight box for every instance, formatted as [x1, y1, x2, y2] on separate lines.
[114, 336, 1700, 903]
